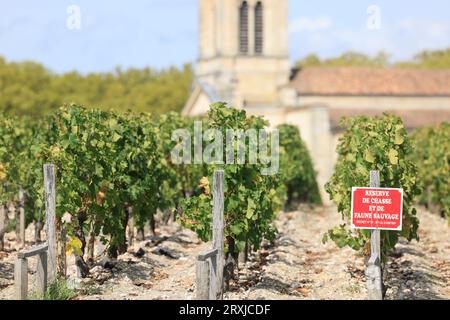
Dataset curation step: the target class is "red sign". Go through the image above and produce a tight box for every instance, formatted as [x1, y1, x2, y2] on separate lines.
[351, 187, 403, 231]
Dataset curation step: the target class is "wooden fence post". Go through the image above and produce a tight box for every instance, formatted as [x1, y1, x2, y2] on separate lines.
[15, 243, 49, 300]
[44, 164, 57, 283]
[34, 220, 43, 244]
[211, 170, 224, 300]
[19, 188, 26, 248]
[97, 227, 106, 258]
[196, 259, 210, 300]
[0, 204, 6, 251]
[238, 242, 249, 266]
[36, 251, 48, 296]
[196, 249, 218, 300]
[59, 226, 67, 278]
[127, 206, 134, 246]
[366, 170, 383, 300]
[14, 257, 28, 300]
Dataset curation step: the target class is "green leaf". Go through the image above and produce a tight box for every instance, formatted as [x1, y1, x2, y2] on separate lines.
[230, 224, 242, 236]
[394, 133, 404, 145]
[388, 148, 399, 165]
[364, 150, 375, 163]
[112, 132, 121, 142]
[246, 198, 256, 219]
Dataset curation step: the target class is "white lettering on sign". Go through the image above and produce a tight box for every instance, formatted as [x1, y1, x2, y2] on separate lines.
[364, 190, 390, 197]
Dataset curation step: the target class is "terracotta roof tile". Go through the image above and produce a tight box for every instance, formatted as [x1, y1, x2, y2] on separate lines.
[290, 67, 450, 96]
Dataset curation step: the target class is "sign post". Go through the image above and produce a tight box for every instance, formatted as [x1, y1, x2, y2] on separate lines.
[351, 171, 404, 300]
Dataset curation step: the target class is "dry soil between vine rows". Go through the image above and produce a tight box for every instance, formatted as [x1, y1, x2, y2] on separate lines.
[0, 206, 449, 300]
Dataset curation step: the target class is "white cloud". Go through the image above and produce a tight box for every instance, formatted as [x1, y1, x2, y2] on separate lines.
[290, 17, 450, 62]
[289, 16, 332, 33]
[397, 19, 450, 38]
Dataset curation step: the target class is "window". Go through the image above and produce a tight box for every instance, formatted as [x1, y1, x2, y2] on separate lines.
[255, 1, 263, 54]
[239, 1, 249, 54]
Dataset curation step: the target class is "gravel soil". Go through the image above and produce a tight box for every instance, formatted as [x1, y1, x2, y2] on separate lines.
[0, 206, 448, 300]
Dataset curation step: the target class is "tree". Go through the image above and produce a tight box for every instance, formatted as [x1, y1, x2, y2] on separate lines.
[296, 51, 389, 68]
[295, 48, 450, 69]
[0, 57, 193, 117]
[395, 49, 450, 69]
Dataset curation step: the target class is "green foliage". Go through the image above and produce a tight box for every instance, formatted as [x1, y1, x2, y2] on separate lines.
[153, 112, 208, 211]
[179, 103, 284, 254]
[411, 123, 450, 222]
[43, 279, 77, 300]
[396, 49, 450, 69]
[28, 278, 77, 300]
[296, 48, 450, 69]
[39, 104, 169, 256]
[1, 101, 323, 260]
[296, 51, 389, 68]
[0, 56, 193, 117]
[324, 114, 421, 256]
[0, 115, 44, 227]
[1, 104, 186, 256]
[0, 116, 27, 204]
[277, 124, 321, 206]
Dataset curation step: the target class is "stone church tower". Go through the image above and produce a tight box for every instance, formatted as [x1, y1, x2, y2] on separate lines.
[185, 0, 290, 114]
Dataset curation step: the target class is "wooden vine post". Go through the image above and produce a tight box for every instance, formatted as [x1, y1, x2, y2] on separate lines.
[366, 170, 383, 300]
[196, 170, 225, 300]
[15, 243, 49, 299]
[212, 170, 225, 300]
[18, 188, 26, 248]
[14, 166, 56, 299]
[14, 163, 58, 299]
[0, 204, 6, 251]
[127, 206, 134, 246]
[15, 169, 54, 300]
[44, 164, 57, 283]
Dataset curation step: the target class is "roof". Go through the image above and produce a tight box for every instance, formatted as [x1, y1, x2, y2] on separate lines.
[290, 67, 450, 96]
[329, 109, 450, 130]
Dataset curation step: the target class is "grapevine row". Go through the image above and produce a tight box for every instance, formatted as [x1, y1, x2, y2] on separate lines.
[0, 103, 321, 268]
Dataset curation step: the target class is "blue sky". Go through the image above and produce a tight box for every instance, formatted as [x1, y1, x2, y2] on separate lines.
[1, 0, 449, 74]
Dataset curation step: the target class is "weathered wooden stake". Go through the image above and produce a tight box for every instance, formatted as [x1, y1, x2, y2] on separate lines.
[36, 251, 48, 295]
[196, 259, 210, 300]
[366, 170, 383, 300]
[15, 242, 49, 300]
[97, 228, 106, 258]
[86, 223, 95, 263]
[14, 258, 28, 300]
[34, 220, 43, 244]
[0, 204, 6, 251]
[238, 241, 249, 266]
[127, 206, 134, 246]
[211, 170, 225, 300]
[196, 248, 218, 300]
[74, 264, 82, 289]
[44, 164, 57, 283]
[59, 226, 67, 278]
[19, 188, 26, 248]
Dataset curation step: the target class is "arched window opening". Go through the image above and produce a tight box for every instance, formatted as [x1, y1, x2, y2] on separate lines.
[255, 1, 263, 54]
[239, 1, 249, 54]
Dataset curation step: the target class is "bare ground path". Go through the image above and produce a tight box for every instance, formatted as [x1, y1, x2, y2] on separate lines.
[0, 206, 448, 300]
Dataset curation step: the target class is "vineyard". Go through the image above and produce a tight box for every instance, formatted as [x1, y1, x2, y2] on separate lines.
[0, 104, 449, 300]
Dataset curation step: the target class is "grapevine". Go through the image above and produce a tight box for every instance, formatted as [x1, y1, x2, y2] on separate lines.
[323, 114, 421, 257]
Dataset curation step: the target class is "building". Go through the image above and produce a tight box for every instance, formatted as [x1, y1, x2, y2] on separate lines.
[183, 0, 450, 199]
